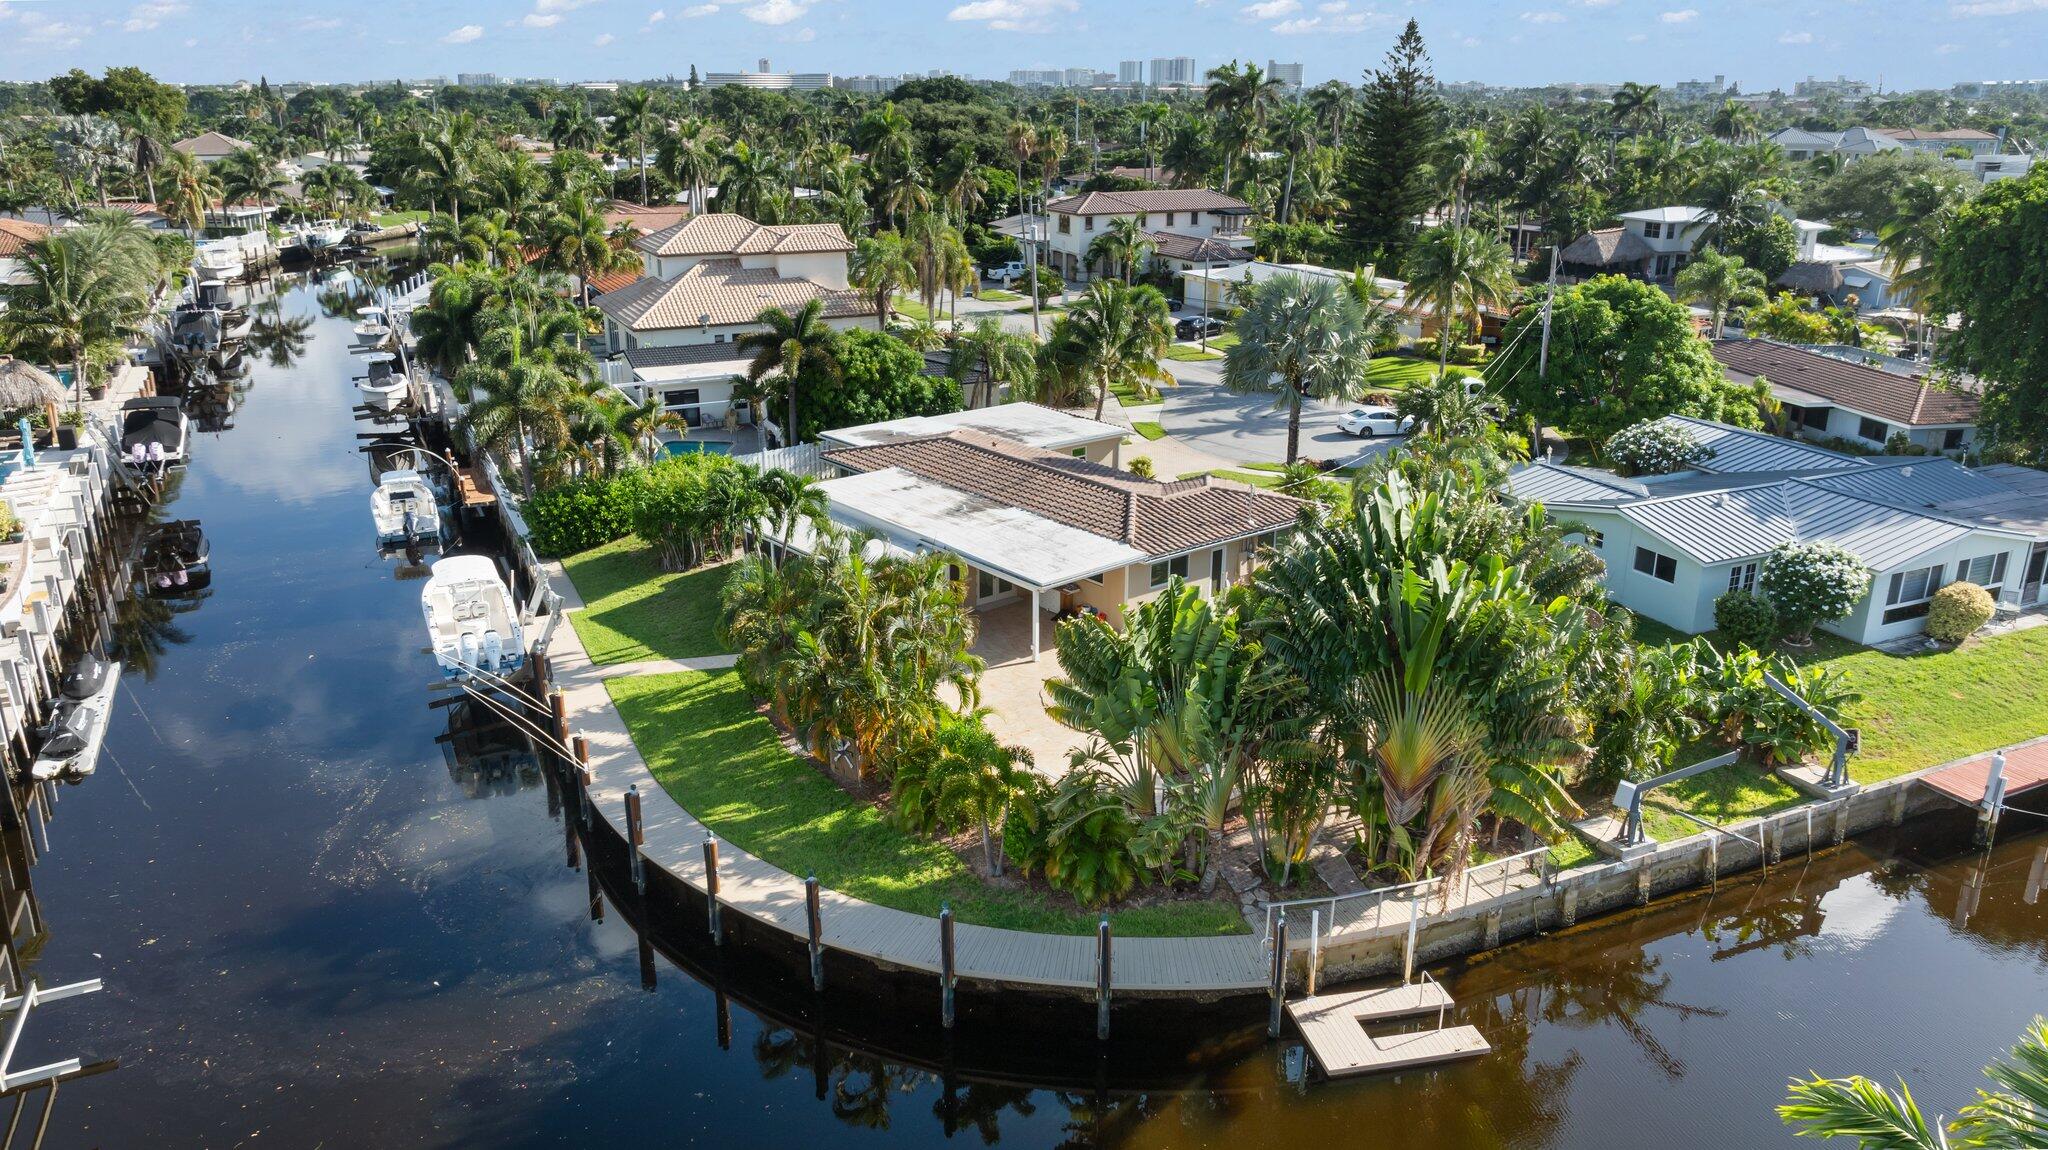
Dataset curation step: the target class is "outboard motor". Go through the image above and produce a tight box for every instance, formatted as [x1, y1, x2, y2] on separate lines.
[458, 631, 479, 675]
[481, 630, 504, 674]
[61, 653, 108, 701]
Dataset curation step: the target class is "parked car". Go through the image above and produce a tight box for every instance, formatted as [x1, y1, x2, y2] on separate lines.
[1337, 407, 1414, 438]
[988, 261, 1027, 284]
[1174, 315, 1225, 340]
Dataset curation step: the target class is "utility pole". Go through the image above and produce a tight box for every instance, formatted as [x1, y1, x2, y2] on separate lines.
[1025, 201, 1042, 338]
[1535, 244, 1559, 459]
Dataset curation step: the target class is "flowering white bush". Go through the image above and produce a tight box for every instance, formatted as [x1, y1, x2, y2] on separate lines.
[1604, 420, 1714, 476]
[1761, 542, 1870, 643]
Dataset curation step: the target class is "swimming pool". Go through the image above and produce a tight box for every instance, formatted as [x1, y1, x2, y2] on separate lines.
[660, 440, 733, 457]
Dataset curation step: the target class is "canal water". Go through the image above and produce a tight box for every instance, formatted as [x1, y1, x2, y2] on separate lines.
[19, 270, 2047, 1147]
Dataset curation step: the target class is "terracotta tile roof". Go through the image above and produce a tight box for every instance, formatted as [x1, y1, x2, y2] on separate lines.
[632, 213, 853, 258]
[1712, 339, 1980, 427]
[593, 258, 873, 331]
[1045, 189, 1252, 216]
[587, 268, 643, 295]
[822, 431, 1302, 557]
[170, 131, 252, 156]
[604, 202, 693, 233]
[1878, 128, 2000, 141]
[0, 219, 48, 257]
[1144, 231, 1251, 263]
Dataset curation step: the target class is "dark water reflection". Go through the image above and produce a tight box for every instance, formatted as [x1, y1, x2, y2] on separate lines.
[17, 271, 2045, 1148]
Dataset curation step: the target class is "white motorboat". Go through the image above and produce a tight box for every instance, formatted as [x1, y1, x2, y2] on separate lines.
[352, 305, 392, 349]
[31, 653, 123, 781]
[304, 220, 350, 251]
[119, 396, 190, 469]
[422, 556, 526, 681]
[167, 304, 220, 362]
[194, 279, 243, 317]
[372, 470, 442, 546]
[194, 240, 245, 282]
[356, 351, 406, 410]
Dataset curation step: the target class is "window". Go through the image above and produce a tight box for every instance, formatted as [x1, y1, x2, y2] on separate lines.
[1801, 405, 1830, 431]
[1643, 221, 1663, 239]
[1858, 417, 1889, 443]
[1082, 571, 1104, 586]
[1882, 562, 1944, 623]
[977, 571, 1015, 599]
[1943, 428, 1967, 451]
[1572, 529, 1604, 550]
[1728, 562, 1758, 593]
[1084, 216, 1096, 231]
[1139, 214, 1149, 227]
[1188, 211, 1201, 225]
[1633, 546, 1677, 583]
[1072, 447, 1087, 458]
[1149, 554, 1190, 589]
[1960, 552, 2010, 590]
[1166, 212, 1177, 226]
[1057, 215, 1071, 234]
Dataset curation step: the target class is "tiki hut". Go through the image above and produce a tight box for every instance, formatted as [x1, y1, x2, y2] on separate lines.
[1558, 227, 1657, 279]
[1775, 260, 1846, 297]
[0, 358, 64, 440]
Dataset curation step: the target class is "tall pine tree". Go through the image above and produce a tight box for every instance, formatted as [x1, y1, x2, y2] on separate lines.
[1340, 20, 1444, 274]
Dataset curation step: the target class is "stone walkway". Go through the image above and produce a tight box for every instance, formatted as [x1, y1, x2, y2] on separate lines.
[546, 569, 1272, 994]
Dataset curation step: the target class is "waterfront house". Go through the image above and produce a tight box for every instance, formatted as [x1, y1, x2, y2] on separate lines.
[1508, 416, 2048, 644]
[0, 219, 50, 294]
[1711, 339, 1979, 454]
[769, 409, 1302, 659]
[628, 213, 854, 284]
[1033, 189, 1254, 284]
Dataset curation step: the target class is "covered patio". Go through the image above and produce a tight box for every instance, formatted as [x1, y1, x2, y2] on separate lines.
[968, 597, 1089, 777]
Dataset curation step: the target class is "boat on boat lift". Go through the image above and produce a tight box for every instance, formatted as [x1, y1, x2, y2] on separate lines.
[119, 396, 190, 470]
[356, 351, 407, 410]
[29, 653, 124, 782]
[372, 469, 442, 546]
[304, 219, 350, 251]
[193, 239, 245, 282]
[352, 305, 392, 349]
[166, 303, 221, 362]
[421, 555, 526, 681]
[140, 519, 212, 596]
[193, 279, 245, 318]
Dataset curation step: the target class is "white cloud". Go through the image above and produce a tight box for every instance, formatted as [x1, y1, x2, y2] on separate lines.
[1459, 34, 1480, 45]
[523, 12, 562, 26]
[1242, 0, 1300, 16]
[15, 12, 91, 45]
[594, 31, 616, 44]
[1318, 0, 1348, 9]
[682, 2, 720, 12]
[1778, 29, 1813, 42]
[1272, 8, 1382, 31]
[1936, 40, 1962, 51]
[1951, 0, 2048, 14]
[1519, 9, 1565, 21]
[742, 0, 809, 23]
[123, 1, 187, 32]
[441, 23, 485, 42]
[646, 7, 667, 22]
[780, 24, 815, 39]
[945, 0, 1078, 31]
[1659, 8, 1697, 21]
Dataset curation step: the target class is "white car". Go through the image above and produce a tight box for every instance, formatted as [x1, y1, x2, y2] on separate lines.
[1337, 407, 1414, 438]
[988, 261, 1027, 284]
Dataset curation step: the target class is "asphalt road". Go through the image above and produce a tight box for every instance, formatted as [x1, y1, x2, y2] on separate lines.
[1156, 357, 1409, 468]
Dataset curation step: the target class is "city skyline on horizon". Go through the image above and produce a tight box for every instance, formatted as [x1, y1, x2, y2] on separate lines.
[1, 0, 2043, 95]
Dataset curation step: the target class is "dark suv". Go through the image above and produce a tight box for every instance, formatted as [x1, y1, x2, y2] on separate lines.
[1174, 316, 1225, 340]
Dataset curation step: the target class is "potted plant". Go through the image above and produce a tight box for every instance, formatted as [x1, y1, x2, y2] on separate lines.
[0, 501, 19, 544]
[55, 410, 83, 450]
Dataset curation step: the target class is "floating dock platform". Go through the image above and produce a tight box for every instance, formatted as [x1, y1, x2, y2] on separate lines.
[1287, 981, 1490, 1078]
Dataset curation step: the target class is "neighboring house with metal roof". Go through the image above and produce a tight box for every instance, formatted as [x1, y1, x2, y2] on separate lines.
[1711, 339, 1980, 453]
[1507, 422, 2047, 643]
[1035, 188, 1255, 283]
[774, 424, 1303, 659]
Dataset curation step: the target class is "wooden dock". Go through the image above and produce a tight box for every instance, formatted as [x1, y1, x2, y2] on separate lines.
[1287, 982, 1490, 1078]
[1921, 739, 2048, 806]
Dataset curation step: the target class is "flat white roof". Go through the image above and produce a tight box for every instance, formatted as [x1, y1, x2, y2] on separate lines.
[1180, 260, 1406, 297]
[1616, 206, 1714, 224]
[821, 402, 1125, 453]
[814, 467, 1146, 588]
[630, 359, 751, 384]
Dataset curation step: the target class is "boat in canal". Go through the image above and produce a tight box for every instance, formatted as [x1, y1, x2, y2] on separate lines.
[140, 519, 211, 596]
[166, 303, 221, 364]
[372, 470, 442, 547]
[193, 239, 246, 282]
[356, 352, 406, 410]
[352, 306, 392, 349]
[119, 396, 190, 469]
[421, 555, 525, 681]
[28, 652, 123, 782]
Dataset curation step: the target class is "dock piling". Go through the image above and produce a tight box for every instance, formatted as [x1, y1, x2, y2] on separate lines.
[1267, 911, 1288, 1038]
[804, 873, 824, 992]
[940, 904, 957, 1030]
[1095, 915, 1111, 1041]
[1307, 910, 1320, 997]
[625, 784, 645, 895]
[702, 836, 722, 943]
[1402, 903, 1419, 985]
[549, 689, 568, 745]
[572, 736, 591, 828]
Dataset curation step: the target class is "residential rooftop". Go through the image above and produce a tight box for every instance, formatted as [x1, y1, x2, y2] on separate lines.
[820, 402, 1124, 454]
[630, 213, 853, 258]
[1044, 189, 1253, 217]
[1712, 339, 1980, 427]
[592, 258, 871, 331]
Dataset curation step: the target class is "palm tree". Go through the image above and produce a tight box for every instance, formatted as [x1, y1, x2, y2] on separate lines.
[923, 709, 1033, 876]
[1307, 81, 1354, 149]
[1132, 102, 1168, 177]
[655, 118, 722, 211]
[215, 150, 285, 212]
[1779, 1016, 2047, 1148]
[1062, 280, 1174, 420]
[738, 299, 841, 445]
[543, 191, 637, 305]
[0, 231, 153, 414]
[302, 164, 375, 224]
[1035, 127, 1068, 200]
[156, 151, 221, 234]
[610, 87, 662, 206]
[1676, 248, 1766, 338]
[717, 140, 780, 220]
[1202, 61, 1282, 190]
[852, 232, 915, 329]
[548, 101, 603, 151]
[937, 144, 988, 224]
[949, 317, 1035, 409]
[1710, 99, 1761, 144]
[418, 114, 478, 227]
[1610, 82, 1663, 136]
[1436, 129, 1487, 229]
[1270, 102, 1319, 224]
[1085, 215, 1155, 284]
[751, 468, 829, 561]
[1004, 120, 1038, 214]
[902, 211, 959, 317]
[120, 113, 172, 207]
[1221, 271, 1378, 464]
[1403, 225, 1516, 369]
[407, 265, 495, 376]
[455, 321, 582, 498]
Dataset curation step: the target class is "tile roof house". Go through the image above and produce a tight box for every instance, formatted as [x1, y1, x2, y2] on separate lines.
[1508, 416, 2047, 644]
[0, 219, 49, 289]
[630, 213, 854, 283]
[594, 258, 873, 340]
[1031, 188, 1255, 284]
[772, 419, 1304, 659]
[1711, 339, 1980, 453]
[170, 131, 254, 164]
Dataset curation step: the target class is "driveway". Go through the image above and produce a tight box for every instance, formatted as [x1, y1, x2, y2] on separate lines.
[1156, 358, 1409, 468]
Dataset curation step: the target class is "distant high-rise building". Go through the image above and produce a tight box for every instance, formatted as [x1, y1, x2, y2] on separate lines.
[455, 72, 500, 87]
[704, 69, 833, 90]
[1007, 69, 1064, 87]
[1267, 61, 1304, 90]
[1673, 74, 1731, 101]
[1062, 67, 1096, 87]
[758, 58, 771, 73]
[1119, 60, 1143, 84]
[1794, 74, 1874, 100]
[1149, 56, 1197, 86]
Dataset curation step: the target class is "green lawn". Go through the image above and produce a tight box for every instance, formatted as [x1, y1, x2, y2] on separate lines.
[975, 288, 1022, 302]
[372, 210, 429, 228]
[1362, 358, 1478, 392]
[562, 537, 730, 665]
[1163, 344, 1223, 362]
[1131, 421, 1167, 441]
[890, 296, 931, 322]
[610, 669, 1249, 936]
[1108, 379, 1163, 404]
[1639, 763, 1807, 844]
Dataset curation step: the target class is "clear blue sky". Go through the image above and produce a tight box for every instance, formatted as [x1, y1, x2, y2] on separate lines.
[1, 0, 2042, 93]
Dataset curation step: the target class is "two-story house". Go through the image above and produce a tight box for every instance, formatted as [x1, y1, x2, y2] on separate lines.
[1559, 206, 1715, 284]
[1036, 190, 1254, 283]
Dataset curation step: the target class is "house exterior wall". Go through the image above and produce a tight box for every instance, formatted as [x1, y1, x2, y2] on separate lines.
[604, 312, 874, 353]
[644, 250, 850, 288]
[1832, 534, 2035, 645]
[619, 377, 745, 427]
[1796, 405, 1975, 454]
[1046, 209, 1244, 281]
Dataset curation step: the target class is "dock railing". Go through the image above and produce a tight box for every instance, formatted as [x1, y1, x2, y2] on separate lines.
[1260, 844, 1552, 950]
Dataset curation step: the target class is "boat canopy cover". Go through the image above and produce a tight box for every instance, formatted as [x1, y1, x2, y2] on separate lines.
[122, 399, 185, 446]
[428, 555, 503, 588]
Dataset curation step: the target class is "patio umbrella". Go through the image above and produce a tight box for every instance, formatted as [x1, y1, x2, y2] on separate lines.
[0, 358, 65, 442]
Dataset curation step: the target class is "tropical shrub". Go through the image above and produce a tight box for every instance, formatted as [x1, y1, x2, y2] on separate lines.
[1126, 455, 1155, 479]
[1927, 580, 1996, 644]
[1589, 642, 1705, 785]
[886, 709, 1035, 875]
[1761, 542, 1870, 644]
[618, 452, 762, 570]
[795, 328, 961, 442]
[525, 475, 634, 557]
[1883, 430, 1929, 457]
[1003, 770, 1143, 907]
[1744, 660, 1861, 766]
[1606, 419, 1714, 477]
[1697, 643, 1772, 741]
[1714, 589, 1779, 650]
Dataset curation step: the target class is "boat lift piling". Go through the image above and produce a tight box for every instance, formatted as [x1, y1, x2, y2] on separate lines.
[804, 874, 824, 992]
